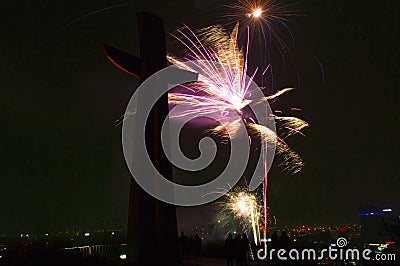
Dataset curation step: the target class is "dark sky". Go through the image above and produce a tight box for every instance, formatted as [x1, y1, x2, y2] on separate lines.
[0, 0, 399, 234]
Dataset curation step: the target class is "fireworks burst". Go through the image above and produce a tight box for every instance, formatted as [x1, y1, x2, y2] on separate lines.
[168, 23, 307, 237]
[216, 188, 263, 245]
[168, 24, 307, 174]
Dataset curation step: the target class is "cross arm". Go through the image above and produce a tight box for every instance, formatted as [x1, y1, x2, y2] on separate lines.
[102, 44, 141, 77]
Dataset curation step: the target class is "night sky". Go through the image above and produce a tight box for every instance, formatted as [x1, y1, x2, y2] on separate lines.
[1, 0, 399, 234]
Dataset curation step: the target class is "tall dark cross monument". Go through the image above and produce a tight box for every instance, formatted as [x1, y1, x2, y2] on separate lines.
[103, 13, 180, 265]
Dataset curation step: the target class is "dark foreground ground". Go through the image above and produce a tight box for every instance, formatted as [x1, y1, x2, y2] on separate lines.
[1, 245, 399, 266]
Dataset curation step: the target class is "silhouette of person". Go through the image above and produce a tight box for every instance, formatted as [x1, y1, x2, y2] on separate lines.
[194, 234, 202, 259]
[188, 235, 194, 258]
[225, 233, 235, 266]
[271, 231, 279, 248]
[179, 232, 188, 259]
[234, 234, 242, 266]
[278, 231, 291, 250]
[241, 233, 250, 266]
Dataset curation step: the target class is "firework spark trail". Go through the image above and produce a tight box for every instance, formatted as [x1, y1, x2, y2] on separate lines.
[168, 23, 253, 114]
[262, 139, 268, 246]
[275, 116, 309, 138]
[64, 2, 143, 29]
[248, 122, 306, 174]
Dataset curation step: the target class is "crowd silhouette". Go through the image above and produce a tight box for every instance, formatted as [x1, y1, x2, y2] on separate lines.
[224, 230, 292, 266]
[179, 232, 202, 260]
[271, 230, 291, 249]
[224, 233, 251, 266]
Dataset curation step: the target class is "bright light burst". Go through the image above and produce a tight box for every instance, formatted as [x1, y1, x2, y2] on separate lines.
[223, 0, 297, 50]
[251, 8, 263, 18]
[217, 188, 262, 245]
[230, 191, 257, 217]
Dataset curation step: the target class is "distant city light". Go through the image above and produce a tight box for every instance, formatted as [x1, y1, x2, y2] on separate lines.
[111, 232, 115, 236]
[0, 255, 2, 259]
[45, 233, 49, 236]
[358, 211, 385, 216]
[120, 254, 127, 260]
[359, 208, 393, 216]
[84, 232, 90, 237]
